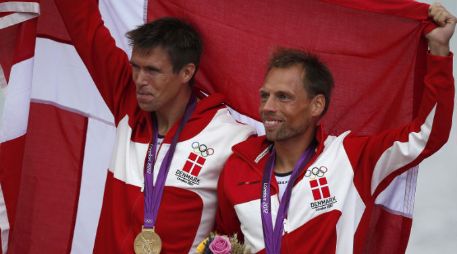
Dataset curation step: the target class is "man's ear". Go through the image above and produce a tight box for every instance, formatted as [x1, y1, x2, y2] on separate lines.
[311, 94, 326, 117]
[180, 63, 196, 84]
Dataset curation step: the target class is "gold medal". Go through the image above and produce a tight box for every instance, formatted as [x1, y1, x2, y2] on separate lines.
[134, 227, 162, 254]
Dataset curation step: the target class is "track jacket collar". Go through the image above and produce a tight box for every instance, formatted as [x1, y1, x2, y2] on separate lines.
[232, 125, 328, 177]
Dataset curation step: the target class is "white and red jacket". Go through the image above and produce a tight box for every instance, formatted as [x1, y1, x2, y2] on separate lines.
[216, 53, 454, 254]
[54, 1, 255, 253]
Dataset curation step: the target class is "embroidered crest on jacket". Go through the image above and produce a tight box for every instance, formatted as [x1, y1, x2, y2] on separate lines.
[175, 142, 215, 186]
[305, 166, 338, 211]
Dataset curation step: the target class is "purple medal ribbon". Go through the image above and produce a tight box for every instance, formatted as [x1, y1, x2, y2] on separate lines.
[260, 143, 315, 254]
[143, 94, 197, 229]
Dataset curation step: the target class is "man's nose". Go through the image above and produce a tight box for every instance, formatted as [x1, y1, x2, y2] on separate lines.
[134, 69, 148, 87]
[261, 96, 277, 112]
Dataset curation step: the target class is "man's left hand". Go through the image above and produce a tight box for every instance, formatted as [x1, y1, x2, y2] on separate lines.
[426, 3, 457, 56]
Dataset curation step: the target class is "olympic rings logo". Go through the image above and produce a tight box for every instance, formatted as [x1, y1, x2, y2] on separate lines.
[305, 166, 328, 179]
[192, 142, 214, 157]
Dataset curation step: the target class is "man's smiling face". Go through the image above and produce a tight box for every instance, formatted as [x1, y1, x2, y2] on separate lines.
[259, 65, 316, 142]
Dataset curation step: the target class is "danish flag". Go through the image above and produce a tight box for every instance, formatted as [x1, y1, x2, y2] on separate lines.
[309, 178, 331, 201]
[182, 152, 206, 176]
[0, 1, 434, 253]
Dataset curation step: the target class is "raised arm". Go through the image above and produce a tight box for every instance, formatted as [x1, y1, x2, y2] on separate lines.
[54, 0, 136, 123]
[346, 3, 456, 198]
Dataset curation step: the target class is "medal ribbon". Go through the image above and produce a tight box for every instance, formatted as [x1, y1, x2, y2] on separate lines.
[260, 144, 315, 254]
[143, 94, 197, 229]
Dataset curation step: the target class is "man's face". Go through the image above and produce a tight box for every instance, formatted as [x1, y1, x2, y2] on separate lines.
[130, 46, 184, 112]
[259, 65, 316, 142]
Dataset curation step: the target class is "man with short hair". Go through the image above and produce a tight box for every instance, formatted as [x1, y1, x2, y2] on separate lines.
[54, 1, 254, 253]
[216, 4, 455, 253]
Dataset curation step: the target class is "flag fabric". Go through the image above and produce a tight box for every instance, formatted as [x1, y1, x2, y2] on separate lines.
[0, 0, 435, 253]
[0, 1, 40, 253]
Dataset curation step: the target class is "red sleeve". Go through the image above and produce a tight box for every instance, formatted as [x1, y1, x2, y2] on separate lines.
[215, 155, 244, 240]
[54, 0, 136, 124]
[345, 53, 454, 200]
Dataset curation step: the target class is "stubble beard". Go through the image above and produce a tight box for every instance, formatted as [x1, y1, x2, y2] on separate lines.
[137, 98, 161, 112]
[266, 125, 303, 142]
